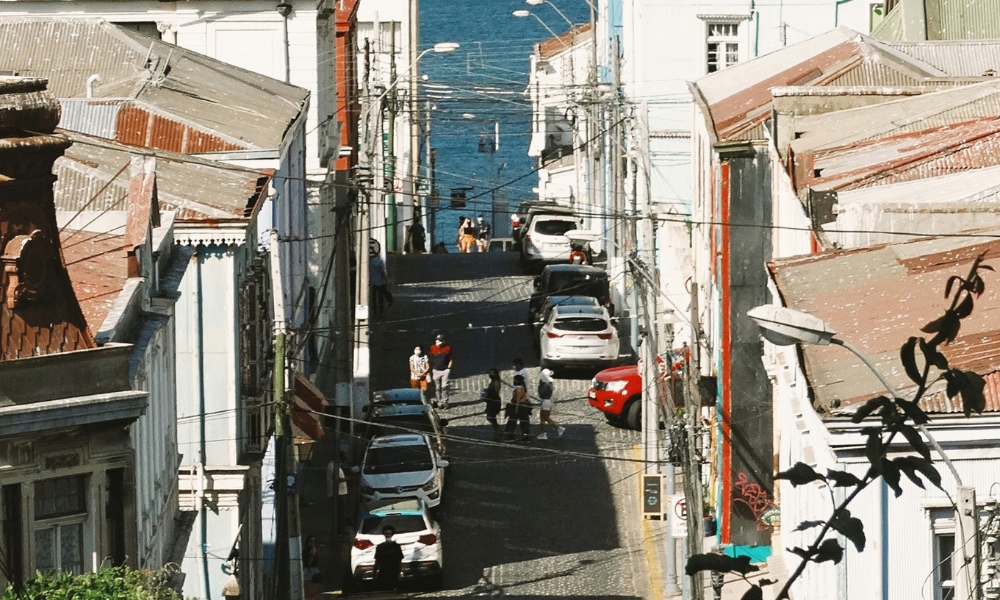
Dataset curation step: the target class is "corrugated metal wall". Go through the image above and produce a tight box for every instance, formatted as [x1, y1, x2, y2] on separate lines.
[59, 99, 121, 139]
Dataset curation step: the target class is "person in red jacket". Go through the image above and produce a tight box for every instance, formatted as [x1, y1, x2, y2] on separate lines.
[429, 334, 453, 409]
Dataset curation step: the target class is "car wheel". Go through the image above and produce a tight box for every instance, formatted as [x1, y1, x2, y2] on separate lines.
[625, 397, 642, 430]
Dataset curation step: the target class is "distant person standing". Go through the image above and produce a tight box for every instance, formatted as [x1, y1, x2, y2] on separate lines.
[458, 217, 476, 253]
[512, 358, 529, 393]
[536, 368, 565, 440]
[429, 334, 453, 409]
[504, 374, 532, 441]
[476, 215, 491, 253]
[369, 249, 392, 316]
[326, 455, 349, 535]
[407, 214, 426, 254]
[409, 345, 429, 398]
[568, 244, 588, 265]
[432, 241, 448, 254]
[483, 368, 503, 438]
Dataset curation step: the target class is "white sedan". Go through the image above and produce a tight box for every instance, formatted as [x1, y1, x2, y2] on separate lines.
[350, 498, 443, 587]
[539, 305, 620, 371]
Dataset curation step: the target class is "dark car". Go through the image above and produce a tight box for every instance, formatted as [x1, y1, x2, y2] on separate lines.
[364, 403, 449, 458]
[528, 264, 613, 323]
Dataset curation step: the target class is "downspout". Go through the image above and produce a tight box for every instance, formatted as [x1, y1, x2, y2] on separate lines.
[278, 3, 292, 84]
[834, 0, 852, 27]
[86, 74, 101, 98]
[194, 250, 211, 600]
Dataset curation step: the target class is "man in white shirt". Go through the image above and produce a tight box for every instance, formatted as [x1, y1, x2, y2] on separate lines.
[326, 454, 350, 535]
[512, 357, 529, 393]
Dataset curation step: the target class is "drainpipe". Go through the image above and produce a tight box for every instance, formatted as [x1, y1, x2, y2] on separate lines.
[194, 250, 211, 600]
[834, 0, 852, 27]
[277, 3, 292, 84]
[86, 74, 101, 98]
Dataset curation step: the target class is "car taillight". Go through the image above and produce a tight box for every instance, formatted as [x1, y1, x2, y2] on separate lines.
[418, 534, 438, 545]
[547, 331, 563, 338]
[354, 538, 373, 550]
[596, 333, 613, 339]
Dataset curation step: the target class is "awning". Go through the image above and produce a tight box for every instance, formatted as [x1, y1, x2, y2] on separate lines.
[291, 373, 326, 443]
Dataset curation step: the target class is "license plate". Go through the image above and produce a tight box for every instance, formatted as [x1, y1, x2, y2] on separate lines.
[588, 391, 596, 399]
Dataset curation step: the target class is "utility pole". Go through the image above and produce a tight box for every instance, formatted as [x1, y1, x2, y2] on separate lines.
[684, 281, 706, 600]
[269, 230, 290, 600]
[425, 100, 433, 247]
[956, 486, 980, 600]
[354, 38, 374, 457]
[409, 0, 420, 239]
[385, 22, 398, 253]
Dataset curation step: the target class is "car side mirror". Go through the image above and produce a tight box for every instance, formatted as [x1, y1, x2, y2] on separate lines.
[533, 276, 540, 289]
[439, 418, 449, 427]
[438, 459, 450, 468]
[350, 466, 361, 474]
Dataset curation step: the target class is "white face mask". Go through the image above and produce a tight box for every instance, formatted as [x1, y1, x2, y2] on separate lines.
[414, 349, 422, 356]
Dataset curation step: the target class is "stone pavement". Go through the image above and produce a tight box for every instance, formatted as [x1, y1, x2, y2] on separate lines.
[326, 251, 654, 599]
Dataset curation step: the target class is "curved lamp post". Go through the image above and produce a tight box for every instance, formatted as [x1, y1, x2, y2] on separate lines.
[372, 42, 459, 108]
[513, 9, 571, 49]
[526, 0, 575, 27]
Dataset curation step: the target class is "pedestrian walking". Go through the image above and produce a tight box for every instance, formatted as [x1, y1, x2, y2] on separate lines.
[504, 374, 532, 441]
[409, 345, 429, 396]
[458, 217, 476, 253]
[429, 334, 453, 409]
[476, 215, 491, 253]
[369, 249, 393, 316]
[326, 455, 350, 535]
[482, 368, 503, 439]
[374, 526, 404, 591]
[512, 357, 529, 392]
[536, 368, 565, 440]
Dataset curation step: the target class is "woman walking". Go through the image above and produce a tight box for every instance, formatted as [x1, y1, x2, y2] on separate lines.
[504, 374, 532, 441]
[482, 368, 503, 439]
[536, 368, 565, 440]
[457, 217, 476, 253]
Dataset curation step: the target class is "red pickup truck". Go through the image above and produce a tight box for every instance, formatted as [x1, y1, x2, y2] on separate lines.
[588, 354, 687, 430]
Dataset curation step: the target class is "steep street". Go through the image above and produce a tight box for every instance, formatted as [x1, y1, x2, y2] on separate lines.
[364, 251, 650, 598]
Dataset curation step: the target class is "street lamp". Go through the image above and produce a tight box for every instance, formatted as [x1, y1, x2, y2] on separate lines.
[526, 0, 575, 27]
[371, 42, 459, 107]
[513, 9, 570, 49]
[747, 304, 960, 481]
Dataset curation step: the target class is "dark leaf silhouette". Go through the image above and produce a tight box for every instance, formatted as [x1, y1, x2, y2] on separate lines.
[895, 455, 942, 490]
[776, 462, 826, 487]
[794, 520, 826, 532]
[813, 539, 844, 564]
[851, 396, 890, 424]
[955, 294, 974, 319]
[789, 547, 813, 560]
[881, 458, 903, 497]
[864, 428, 883, 473]
[945, 275, 962, 298]
[897, 424, 931, 460]
[826, 470, 862, 488]
[900, 337, 921, 385]
[895, 398, 929, 425]
[741, 585, 763, 600]
[830, 509, 866, 552]
[919, 338, 948, 371]
[685, 553, 758, 576]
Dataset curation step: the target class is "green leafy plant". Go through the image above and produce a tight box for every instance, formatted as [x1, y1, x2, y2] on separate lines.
[685, 255, 992, 600]
[2, 565, 181, 600]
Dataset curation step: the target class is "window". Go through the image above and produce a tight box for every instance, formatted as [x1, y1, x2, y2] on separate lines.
[34, 476, 87, 575]
[707, 23, 739, 73]
[870, 4, 885, 31]
[112, 21, 161, 39]
[935, 532, 956, 600]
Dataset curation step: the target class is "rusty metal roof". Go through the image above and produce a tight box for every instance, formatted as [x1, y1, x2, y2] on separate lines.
[885, 40, 1000, 77]
[60, 230, 128, 332]
[770, 234, 1000, 415]
[0, 17, 309, 152]
[55, 130, 270, 221]
[691, 26, 996, 143]
[539, 23, 592, 61]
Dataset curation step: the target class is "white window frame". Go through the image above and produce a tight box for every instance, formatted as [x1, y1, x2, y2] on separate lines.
[706, 22, 740, 74]
[32, 475, 89, 576]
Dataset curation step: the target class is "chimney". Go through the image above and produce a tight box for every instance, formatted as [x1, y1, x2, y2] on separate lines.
[0, 77, 95, 359]
[125, 155, 159, 279]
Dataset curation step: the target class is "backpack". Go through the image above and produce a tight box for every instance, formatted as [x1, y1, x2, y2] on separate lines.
[538, 381, 553, 400]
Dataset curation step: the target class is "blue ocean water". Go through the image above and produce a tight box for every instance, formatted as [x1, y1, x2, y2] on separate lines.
[419, 0, 591, 244]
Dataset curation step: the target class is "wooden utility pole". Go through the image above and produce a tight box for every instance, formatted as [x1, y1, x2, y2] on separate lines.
[409, 0, 421, 230]
[269, 230, 290, 600]
[385, 23, 398, 252]
[684, 280, 705, 600]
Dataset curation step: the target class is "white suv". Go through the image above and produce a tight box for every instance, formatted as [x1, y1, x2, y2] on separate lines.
[357, 434, 448, 508]
[521, 214, 580, 263]
[351, 498, 443, 587]
[539, 305, 620, 370]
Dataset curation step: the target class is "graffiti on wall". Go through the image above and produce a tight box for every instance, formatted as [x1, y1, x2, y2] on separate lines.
[732, 471, 775, 531]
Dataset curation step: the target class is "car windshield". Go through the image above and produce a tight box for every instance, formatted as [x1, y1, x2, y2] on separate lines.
[360, 515, 428, 535]
[534, 220, 576, 236]
[555, 317, 608, 332]
[548, 273, 606, 297]
[364, 445, 433, 474]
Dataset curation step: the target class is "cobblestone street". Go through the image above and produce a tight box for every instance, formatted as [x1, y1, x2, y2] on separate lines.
[360, 251, 651, 599]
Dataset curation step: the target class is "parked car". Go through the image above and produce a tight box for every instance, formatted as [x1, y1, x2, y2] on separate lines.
[539, 305, 619, 371]
[528, 264, 613, 322]
[350, 497, 443, 587]
[351, 498, 444, 587]
[365, 388, 425, 417]
[364, 403, 448, 459]
[356, 434, 448, 508]
[532, 295, 601, 337]
[588, 355, 685, 430]
[511, 200, 566, 243]
[520, 213, 582, 265]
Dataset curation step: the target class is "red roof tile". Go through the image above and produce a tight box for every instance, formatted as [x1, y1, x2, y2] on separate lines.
[60, 230, 128, 334]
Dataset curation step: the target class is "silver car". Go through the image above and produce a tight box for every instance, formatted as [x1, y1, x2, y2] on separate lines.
[539, 305, 620, 370]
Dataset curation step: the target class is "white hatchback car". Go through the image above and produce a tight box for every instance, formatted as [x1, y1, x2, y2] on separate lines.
[539, 305, 620, 370]
[521, 214, 580, 263]
[350, 498, 443, 586]
[357, 434, 448, 508]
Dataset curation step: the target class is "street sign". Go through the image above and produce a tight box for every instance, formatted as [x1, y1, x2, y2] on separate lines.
[641, 474, 663, 518]
[393, 176, 404, 193]
[417, 178, 431, 196]
[670, 495, 688, 537]
[369, 238, 381, 257]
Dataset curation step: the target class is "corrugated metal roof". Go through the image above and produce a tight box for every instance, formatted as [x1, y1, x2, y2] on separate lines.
[835, 163, 1000, 206]
[59, 99, 122, 139]
[885, 40, 1000, 77]
[56, 130, 269, 220]
[931, 0, 1000, 41]
[871, 2, 904, 41]
[770, 233, 1000, 415]
[539, 23, 592, 61]
[691, 27, 952, 142]
[804, 118, 1000, 191]
[788, 79, 1000, 156]
[0, 17, 309, 151]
